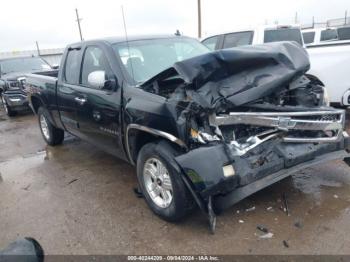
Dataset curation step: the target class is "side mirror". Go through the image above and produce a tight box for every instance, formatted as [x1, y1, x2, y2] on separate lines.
[88, 70, 106, 89]
[52, 64, 59, 70]
[88, 71, 117, 90]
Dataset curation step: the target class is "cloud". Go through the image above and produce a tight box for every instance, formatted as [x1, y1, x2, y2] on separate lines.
[0, 0, 348, 51]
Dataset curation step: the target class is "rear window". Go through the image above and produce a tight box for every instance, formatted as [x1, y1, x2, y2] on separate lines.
[264, 28, 303, 45]
[64, 49, 81, 84]
[320, 29, 338, 41]
[223, 31, 253, 49]
[302, 32, 315, 44]
[338, 27, 350, 40]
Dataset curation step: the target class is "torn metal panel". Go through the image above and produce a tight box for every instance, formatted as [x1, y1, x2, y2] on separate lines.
[143, 41, 310, 111]
[175, 136, 349, 199]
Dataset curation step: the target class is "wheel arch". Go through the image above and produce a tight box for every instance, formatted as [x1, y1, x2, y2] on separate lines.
[305, 73, 325, 86]
[126, 124, 187, 165]
[30, 95, 45, 114]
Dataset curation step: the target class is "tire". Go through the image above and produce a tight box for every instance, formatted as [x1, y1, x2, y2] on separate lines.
[38, 107, 64, 146]
[1, 95, 17, 117]
[137, 140, 194, 222]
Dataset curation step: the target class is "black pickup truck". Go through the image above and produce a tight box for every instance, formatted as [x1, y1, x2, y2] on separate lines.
[0, 56, 54, 116]
[26, 35, 350, 231]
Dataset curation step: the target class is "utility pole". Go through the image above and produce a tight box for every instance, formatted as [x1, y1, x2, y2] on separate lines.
[312, 16, 315, 28]
[294, 12, 298, 24]
[197, 0, 202, 38]
[75, 8, 83, 41]
[35, 41, 41, 56]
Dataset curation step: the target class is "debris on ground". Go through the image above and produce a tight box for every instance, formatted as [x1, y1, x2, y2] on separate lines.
[239, 220, 245, 224]
[283, 240, 289, 248]
[334, 194, 339, 199]
[236, 210, 240, 214]
[257, 225, 269, 233]
[133, 187, 143, 198]
[259, 232, 274, 239]
[67, 179, 78, 185]
[282, 193, 290, 216]
[266, 206, 273, 211]
[294, 221, 303, 229]
[246, 206, 256, 212]
[21, 184, 31, 191]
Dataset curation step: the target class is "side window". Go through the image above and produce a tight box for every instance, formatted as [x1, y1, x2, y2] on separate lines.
[202, 36, 219, 51]
[302, 32, 315, 44]
[64, 49, 80, 84]
[223, 31, 253, 49]
[81, 46, 110, 87]
[338, 27, 350, 40]
[320, 29, 338, 41]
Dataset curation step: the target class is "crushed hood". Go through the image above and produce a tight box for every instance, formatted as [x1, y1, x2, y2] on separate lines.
[143, 41, 310, 111]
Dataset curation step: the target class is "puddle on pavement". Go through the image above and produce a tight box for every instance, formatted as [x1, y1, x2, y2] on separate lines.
[0, 149, 48, 181]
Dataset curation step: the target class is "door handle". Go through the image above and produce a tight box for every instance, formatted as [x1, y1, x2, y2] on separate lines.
[74, 97, 87, 105]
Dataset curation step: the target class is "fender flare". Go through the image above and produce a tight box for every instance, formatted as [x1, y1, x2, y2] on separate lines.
[125, 124, 187, 165]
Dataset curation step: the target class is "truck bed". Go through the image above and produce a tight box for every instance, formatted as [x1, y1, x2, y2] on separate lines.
[26, 70, 58, 90]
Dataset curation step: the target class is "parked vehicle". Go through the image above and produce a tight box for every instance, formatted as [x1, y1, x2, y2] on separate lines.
[304, 39, 350, 106]
[201, 24, 304, 51]
[0, 56, 53, 116]
[26, 35, 350, 231]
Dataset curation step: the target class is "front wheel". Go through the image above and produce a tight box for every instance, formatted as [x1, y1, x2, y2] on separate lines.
[38, 107, 64, 146]
[137, 141, 194, 222]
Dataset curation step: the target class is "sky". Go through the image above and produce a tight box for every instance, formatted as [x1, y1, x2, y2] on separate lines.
[0, 0, 349, 52]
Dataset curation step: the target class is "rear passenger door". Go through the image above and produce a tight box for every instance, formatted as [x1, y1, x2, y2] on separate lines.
[74, 45, 124, 157]
[56, 47, 82, 136]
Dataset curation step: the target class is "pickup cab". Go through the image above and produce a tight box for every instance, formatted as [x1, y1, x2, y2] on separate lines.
[0, 56, 53, 116]
[26, 35, 350, 231]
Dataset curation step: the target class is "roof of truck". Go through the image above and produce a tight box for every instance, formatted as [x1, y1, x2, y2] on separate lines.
[201, 24, 301, 41]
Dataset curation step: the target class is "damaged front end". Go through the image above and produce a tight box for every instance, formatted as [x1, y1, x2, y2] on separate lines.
[140, 41, 350, 226]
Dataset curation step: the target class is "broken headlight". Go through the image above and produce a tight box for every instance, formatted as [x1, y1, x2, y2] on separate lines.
[190, 128, 221, 144]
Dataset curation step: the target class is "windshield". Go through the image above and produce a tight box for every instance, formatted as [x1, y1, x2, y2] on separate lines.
[264, 28, 303, 45]
[112, 37, 210, 83]
[0, 57, 51, 75]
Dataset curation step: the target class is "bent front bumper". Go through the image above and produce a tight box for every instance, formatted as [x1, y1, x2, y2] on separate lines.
[175, 134, 350, 212]
[3, 91, 29, 110]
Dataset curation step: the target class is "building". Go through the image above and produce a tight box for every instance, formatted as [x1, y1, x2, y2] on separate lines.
[0, 48, 64, 66]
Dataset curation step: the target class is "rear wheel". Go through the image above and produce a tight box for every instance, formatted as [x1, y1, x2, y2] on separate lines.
[137, 141, 194, 222]
[38, 107, 64, 146]
[1, 95, 17, 117]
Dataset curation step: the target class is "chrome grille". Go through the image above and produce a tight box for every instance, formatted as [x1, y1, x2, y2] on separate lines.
[214, 109, 345, 143]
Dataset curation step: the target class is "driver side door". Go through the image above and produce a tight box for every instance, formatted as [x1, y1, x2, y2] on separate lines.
[74, 45, 124, 158]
